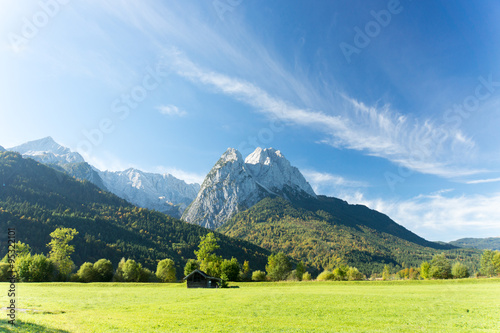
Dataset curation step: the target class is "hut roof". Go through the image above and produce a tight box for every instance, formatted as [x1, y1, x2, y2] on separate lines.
[183, 269, 222, 281]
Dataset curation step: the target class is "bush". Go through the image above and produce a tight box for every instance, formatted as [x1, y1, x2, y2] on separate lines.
[94, 259, 114, 282]
[316, 270, 334, 281]
[302, 272, 312, 281]
[429, 254, 451, 279]
[295, 261, 306, 281]
[0, 263, 11, 281]
[347, 267, 364, 281]
[451, 262, 469, 279]
[420, 262, 430, 279]
[77, 262, 96, 283]
[113, 258, 126, 282]
[221, 258, 240, 282]
[139, 267, 154, 282]
[15, 254, 54, 282]
[333, 266, 349, 281]
[266, 253, 291, 281]
[252, 270, 267, 281]
[156, 259, 176, 282]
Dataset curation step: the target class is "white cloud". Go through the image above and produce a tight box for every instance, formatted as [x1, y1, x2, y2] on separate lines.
[466, 177, 500, 184]
[157, 105, 187, 117]
[340, 191, 500, 242]
[302, 170, 368, 195]
[153, 166, 205, 185]
[161, 50, 480, 179]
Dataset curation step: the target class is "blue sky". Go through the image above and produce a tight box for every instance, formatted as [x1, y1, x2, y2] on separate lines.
[1, 0, 500, 241]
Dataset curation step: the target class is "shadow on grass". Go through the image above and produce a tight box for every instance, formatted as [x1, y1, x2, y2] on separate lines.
[0, 319, 70, 332]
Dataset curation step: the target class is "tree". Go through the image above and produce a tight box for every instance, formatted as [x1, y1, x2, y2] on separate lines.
[252, 270, 266, 281]
[114, 258, 126, 282]
[451, 262, 469, 279]
[122, 259, 141, 282]
[0, 263, 10, 281]
[240, 260, 251, 281]
[302, 272, 312, 281]
[420, 262, 430, 279]
[480, 250, 496, 277]
[493, 252, 500, 276]
[184, 259, 199, 276]
[1, 241, 31, 262]
[47, 227, 78, 279]
[333, 265, 349, 281]
[77, 262, 97, 283]
[347, 267, 364, 281]
[220, 257, 240, 282]
[194, 233, 222, 277]
[266, 252, 291, 281]
[382, 265, 391, 281]
[94, 259, 114, 282]
[156, 259, 176, 282]
[295, 261, 306, 281]
[429, 254, 451, 279]
[316, 270, 334, 281]
[15, 254, 54, 282]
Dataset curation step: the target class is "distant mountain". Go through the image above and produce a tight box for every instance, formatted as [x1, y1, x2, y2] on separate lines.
[0, 151, 270, 274]
[99, 168, 200, 218]
[6, 137, 199, 218]
[0, 145, 5, 152]
[10, 136, 85, 165]
[182, 147, 316, 229]
[218, 196, 481, 274]
[450, 237, 500, 251]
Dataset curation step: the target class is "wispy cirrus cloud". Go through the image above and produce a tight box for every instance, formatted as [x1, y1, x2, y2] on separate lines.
[302, 170, 368, 195]
[157, 105, 187, 117]
[162, 49, 479, 178]
[465, 177, 500, 184]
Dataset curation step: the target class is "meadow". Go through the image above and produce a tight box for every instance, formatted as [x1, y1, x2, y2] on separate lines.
[1, 279, 499, 332]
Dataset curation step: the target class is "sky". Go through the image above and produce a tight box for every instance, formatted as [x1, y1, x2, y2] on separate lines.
[1, 0, 500, 241]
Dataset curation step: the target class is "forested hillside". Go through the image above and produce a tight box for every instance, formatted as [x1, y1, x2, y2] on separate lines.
[0, 152, 271, 275]
[218, 196, 481, 275]
[450, 238, 500, 251]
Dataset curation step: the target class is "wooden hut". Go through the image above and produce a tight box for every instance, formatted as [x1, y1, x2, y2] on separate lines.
[183, 269, 221, 288]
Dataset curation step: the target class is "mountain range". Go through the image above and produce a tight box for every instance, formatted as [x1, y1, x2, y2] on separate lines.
[8, 137, 199, 218]
[2, 137, 484, 274]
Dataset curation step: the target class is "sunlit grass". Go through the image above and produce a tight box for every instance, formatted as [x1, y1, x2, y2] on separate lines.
[0, 279, 499, 332]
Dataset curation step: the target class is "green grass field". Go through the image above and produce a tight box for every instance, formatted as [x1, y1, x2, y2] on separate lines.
[1, 279, 499, 332]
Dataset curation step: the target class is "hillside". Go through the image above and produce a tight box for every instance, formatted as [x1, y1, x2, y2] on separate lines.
[0, 151, 271, 275]
[218, 196, 481, 275]
[450, 237, 500, 251]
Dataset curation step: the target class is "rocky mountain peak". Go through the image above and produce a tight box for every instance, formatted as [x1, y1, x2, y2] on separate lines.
[10, 136, 85, 165]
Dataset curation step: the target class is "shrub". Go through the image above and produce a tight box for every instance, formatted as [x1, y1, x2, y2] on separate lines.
[347, 267, 364, 281]
[0, 263, 11, 281]
[139, 267, 154, 282]
[451, 262, 469, 279]
[316, 270, 334, 281]
[15, 254, 54, 282]
[429, 254, 451, 279]
[295, 261, 306, 281]
[220, 258, 240, 282]
[420, 262, 430, 279]
[77, 262, 96, 283]
[266, 253, 291, 281]
[156, 259, 176, 283]
[122, 259, 141, 282]
[94, 259, 114, 282]
[252, 270, 267, 281]
[302, 272, 312, 281]
[333, 266, 349, 281]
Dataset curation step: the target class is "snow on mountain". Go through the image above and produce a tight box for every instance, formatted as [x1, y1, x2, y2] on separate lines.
[8, 137, 200, 218]
[10, 136, 85, 165]
[182, 147, 316, 229]
[99, 168, 200, 218]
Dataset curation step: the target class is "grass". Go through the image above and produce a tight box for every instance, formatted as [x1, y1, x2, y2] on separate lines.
[0, 279, 499, 332]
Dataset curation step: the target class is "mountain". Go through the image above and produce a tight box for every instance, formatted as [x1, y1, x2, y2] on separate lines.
[0, 151, 271, 274]
[218, 196, 481, 274]
[99, 168, 200, 218]
[10, 136, 85, 165]
[0, 145, 5, 152]
[7, 137, 199, 218]
[450, 237, 500, 251]
[182, 147, 316, 229]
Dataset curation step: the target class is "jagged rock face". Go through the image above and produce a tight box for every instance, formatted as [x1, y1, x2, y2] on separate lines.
[99, 168, 200, 218]
[182, 147, 316, 229]
[10, 137, 85, 165]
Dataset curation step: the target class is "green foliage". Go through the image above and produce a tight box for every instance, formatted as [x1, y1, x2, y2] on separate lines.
[0, 262, 10, 281]
[48, 227, 79, 278]
[382, 265, 391, 281]
[220, 257, 240, 282]
[240, 260, 251, 281]
[93, 259, 114, 282]
[219, 196, 481, 276]
[333, 265, 349, 281]
[295, 261, 305, 281]
[114, 258, 126, 282]
[420, 262, 430, 279]
[493, 252, 500, 275]
[316, 270, 334, 281]
[156, 259, 176, 282]
[195, 232, 222, 277]
[451, 262, 469, 279]
[480, 250, 497, 277]
[302, 271, 312, 281]
[429, 254, 451, 279]
[122, 259, 142, 282]
[397, 267, 420, 280]
[347, 267, 364, 281]
[266, 252, 291, 281]
[184, 259, 199, 277]
[1, 241, 31, 262]
[251, 270, 266, 281]
[77, 262, 96, 283]
[15, 253, 54, 282]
